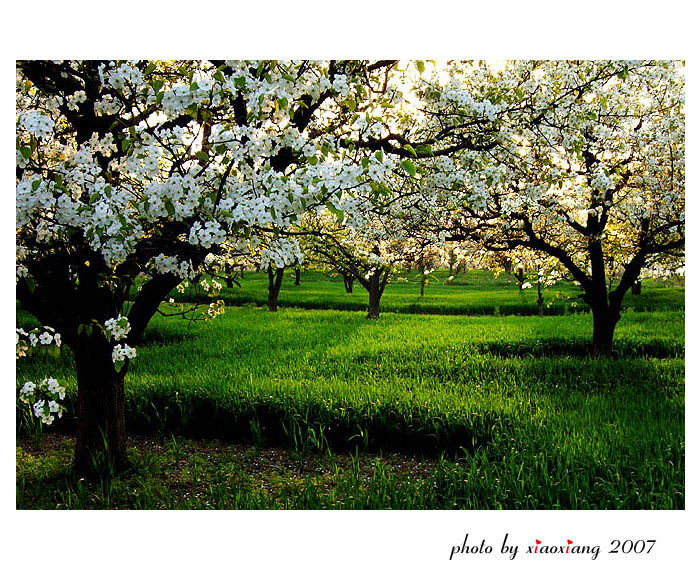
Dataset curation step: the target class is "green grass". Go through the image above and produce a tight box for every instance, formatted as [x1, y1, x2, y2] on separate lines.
[177, 268, 685, 316]
[17, 297, 685, 509]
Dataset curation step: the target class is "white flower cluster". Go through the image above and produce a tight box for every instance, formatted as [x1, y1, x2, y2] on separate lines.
[16, 327, 62, 358]
[199, 278, 222, 295]
[112, 344, 137, 363]
[104, 315, 131, 341]
[258, 238, 303, 270]
[152, 254, 197, 279]
[99, 61, 144, 96]
[189, 220, 227, 249]
[206, 300, 225, 321]
[440, 85, 501, 120]
[66, 90, 87, 112]
[19, 378, 66, 426]
[19, 110, 55, 139]
[590, 170, 614, 192]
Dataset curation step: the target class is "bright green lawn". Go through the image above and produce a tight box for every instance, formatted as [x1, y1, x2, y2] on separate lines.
[177, 268, 685, 316]
[17, 301, 684, 509]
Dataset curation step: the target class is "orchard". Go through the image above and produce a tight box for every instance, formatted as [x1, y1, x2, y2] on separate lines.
[16, 60, 684, 509]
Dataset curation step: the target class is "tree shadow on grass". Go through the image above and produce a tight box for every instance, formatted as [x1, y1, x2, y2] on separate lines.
[472, 338, 683, 359]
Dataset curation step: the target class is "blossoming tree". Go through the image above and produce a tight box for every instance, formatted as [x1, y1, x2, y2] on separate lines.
[15, 59, 400, 471]
[417, 60, 684, 354]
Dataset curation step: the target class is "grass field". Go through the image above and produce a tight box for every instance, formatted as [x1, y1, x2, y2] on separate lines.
[176, 268, 686, 316]
[16, 271, 685, 509]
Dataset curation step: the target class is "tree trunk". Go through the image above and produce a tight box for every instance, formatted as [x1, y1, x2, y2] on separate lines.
[632, 280, 641, 295]
[537, 279, 544, 316]
[591, 305, 621, 356]
[73, 335, 127, 474]
[128, 273, 180, 344]
[516, 268, 524, 291]
[420, 271, 426, 297]
[367, 273, 382, 319]
[342, 272, 354, 293]
[267, 266, 284, 312]
[294, 266, 301, 286]
[225, 264, 233, 288]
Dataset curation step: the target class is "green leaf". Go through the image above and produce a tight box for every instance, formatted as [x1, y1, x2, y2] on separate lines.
[403, 144, 417, 158]
[164, 200, 175, 216]
[26, 278, 36, 293]
[415, 144, 434, 157]
[374, 150, 384, 163]
[307, 155, 318, 166]
[144, 62, 157, 76]
[20, 146, 32, 160]
[325, 202, 344, 223]
[400, 160, 416, 177]
[195, 151, 210, 163]
[416, 61, 425, 74]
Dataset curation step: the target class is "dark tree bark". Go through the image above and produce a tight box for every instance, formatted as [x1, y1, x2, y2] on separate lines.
[537, 278, 544, 316]
[72, 333, 127, 474]
[342, 272, 355, 293]
[225, 264, 234, 288]
[591, 304, 621, 356]
[294, 266, 301, 286]
[267, 266, 285, 311]
[366, 271, 386, 319]
[632, 280, 641, 295]
[515, 268, 525, 291]
[128, 273, 180, 344]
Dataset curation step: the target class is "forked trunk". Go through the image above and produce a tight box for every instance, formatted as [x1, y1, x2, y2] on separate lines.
[267, 267, 284, 312]
[128, 273, 180, 344]
[73, 336, 127, 474]
[343, 272, 354, 293]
